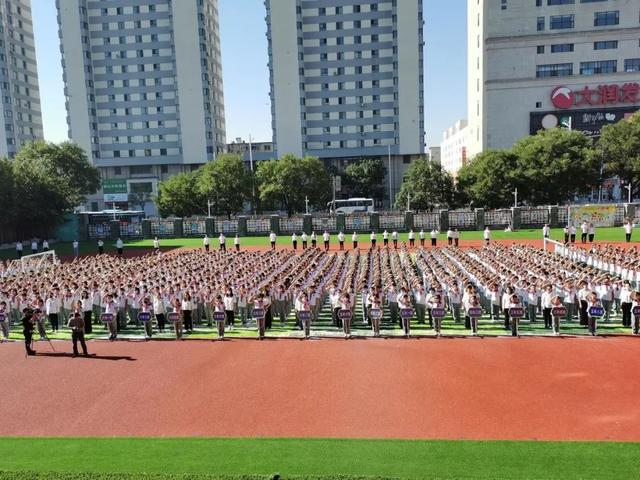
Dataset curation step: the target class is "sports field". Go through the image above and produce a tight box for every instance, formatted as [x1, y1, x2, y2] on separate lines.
[0, 226, 634, 260]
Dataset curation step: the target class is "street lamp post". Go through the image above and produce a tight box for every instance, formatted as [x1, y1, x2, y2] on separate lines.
[624, 183, 632, 204]
[513, 188, 518, 208]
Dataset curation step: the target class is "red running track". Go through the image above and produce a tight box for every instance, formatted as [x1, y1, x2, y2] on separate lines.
[1, 337, 638, 441]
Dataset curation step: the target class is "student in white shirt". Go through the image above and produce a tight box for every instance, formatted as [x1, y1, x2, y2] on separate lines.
[624, 221, 633, 243]
[338, 231, 345, 251]
[234, 234, 240, 251]
[370, 231, 377, 248]
[408, 229, 415, 248]
[153, 237, 160, 253]
[352, 232, 358, 250]
[542, 224, 550, 239]
[419, 229, 425, 247]
[322, 230, 330, 251]
[46, 290, 61, 332]
[580, 221, 588, 244]
[620, 281, 633, 328]
[218, 233, 226, 252]
[291, 233, 298, 251]
[383, 230, 389, 247]
[181, 292, 194, 333]
[31, 240, 38, 254]
[483, 227, 491, 244]
[588, 223, 595, 243]
[541, 284, 554, 329]
[203, 235, 210, 252]
[301, 232, 308, 250]
[311, 231, 317, 248]
[391, 230, 398, 249]
[269, 231, 277, 250]
[116, 238, 124, 256]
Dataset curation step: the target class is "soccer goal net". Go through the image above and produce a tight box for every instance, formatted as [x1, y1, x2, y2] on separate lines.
[18, 250, 58, 274]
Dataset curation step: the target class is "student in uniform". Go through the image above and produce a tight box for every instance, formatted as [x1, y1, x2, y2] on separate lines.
[97, 239, 104, 254]
[80, 291, 93, 334]
[398, 292, 413, 337]
[15, 242, 23, 259]
[580, 221, 588, 244]
[419, 229, 425, 247]
[550, 295, 564, 335]
[569, 224, 577, 244]
[322, 230, 330, 251]
[311, 231, 317, 248]
[116, 238, 124, 256]
[291, 233, 298, 251]
[508, 294, 522, 337]
[392, 230, 399, 249]
[352, 232, 358, 250]
[370, 294, 383, 337]
[588, 223, 595, 243]
[45, 289, 60, 333]
[140, 297, 153, 339]
[370, 231, 377, 248]
[542, 224, 550, 239]
[252, 292, 267, 340]
[269, 231, 277, 250]
[428, 293, 444, 336]
[234, 234, 240, 251]
[632, 291, 640, 335]
[0, 301, 9, 342]
[383, 230, 389, 247]
[340, 292, 352, 338]
[213, 295, 226, 339]
[171, 298, 183, 340]
[181, 292, 194, 333]
[31, 239, 38, 255]
[483, 227, 491, 245]
[413, 285, 426, 324]
[449, 284, 462, 324]
[153, 237, 160, 253]
[301, 232, 308, 250]
[453, 229, 460, 247]
[586, 291, 601, 336]
[203, 235, 210, 252]
[623, 220, 633, 243]
[152, 288, 166, 333]
[408, 230, 415, 248]
[526, 285, 538, 324]
[431, 229, 438, 247]
[102, 294, 118, 340]
[42, 239, 49, 251]
[218, 233, 226, 252]
[338, 231, 345, 251]
[501, 286, 513, 330]
[563, 225, 569, 244]
[577, 281, 589, 327]
[620, 280, 633, 328]
[466, 294, 482, 336]
[541, 284, 553, 329]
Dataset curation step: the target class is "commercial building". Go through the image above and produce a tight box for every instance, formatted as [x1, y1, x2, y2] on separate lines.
[428, 145, 441, 165]
[440, 119, 469, 176]
[468, 0, 640, 159]
[0, 0, 43, 158]
[57, 0, 226, 213]
[265, 0, 425, 206]
[226, 138, 275, 164]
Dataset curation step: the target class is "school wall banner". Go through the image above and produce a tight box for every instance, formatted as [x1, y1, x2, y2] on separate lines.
[571, 205, 616, 227]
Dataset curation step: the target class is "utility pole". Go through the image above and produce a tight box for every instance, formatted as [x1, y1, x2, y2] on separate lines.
[207, 199, 212, 218]
[305, 196, 309, 214]
[407, 192, 410, 212]
[625, 183, 632, 204]
[513, 188, 518, 208]
[249, 134, 256, 216]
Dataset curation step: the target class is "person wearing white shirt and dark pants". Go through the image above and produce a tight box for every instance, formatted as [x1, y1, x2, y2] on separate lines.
[219, 234, 226, 252]
[624, 221, 633, 243]
[338, 231, 345, 251]
[269, 232, 277, 250]
[323, 231, 330, 251]
[620, 281, 633, 328]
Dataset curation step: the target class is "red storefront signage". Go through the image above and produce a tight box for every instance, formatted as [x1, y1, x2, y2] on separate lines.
[551, 84, 640, 110]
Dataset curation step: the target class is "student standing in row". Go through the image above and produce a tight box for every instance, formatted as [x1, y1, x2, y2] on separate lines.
[392, 230, 398, 249]
[383, 230, 389, 247]
[338, 231, 345, 251]
[291, 232, 298, 251]
[580, 221, 588, 244]
[269, 231, 277, 250]
[301, 232, 308, 250]
[203, 234, 210, 252]
[323, 230, 330, 251]
[311, 231, 317, 248]
[15, 242, 23, 258]
[624, 220, 633, 243]
[419, 229, 425, 247]
[370, 231, 377, 248]
[219, 233, 226, 252]
[431, 229, 437, 247]
[352, 232, 358, 250]
[234, 234, 240, 251]
[588, 223, 595, 243]
[408, 229, 415, 248]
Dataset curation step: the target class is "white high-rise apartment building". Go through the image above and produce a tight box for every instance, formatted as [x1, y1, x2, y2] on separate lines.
[0, 0, 43, 158]
[440, 119, 469, 176]
[468, 0, 640, 158]
[57, 0, 226, 212]
[265, 0, 425, 204]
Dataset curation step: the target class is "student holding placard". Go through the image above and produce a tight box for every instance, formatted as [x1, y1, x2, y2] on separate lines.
[369, 294, 383, 337]
[170, 298, 183, 340]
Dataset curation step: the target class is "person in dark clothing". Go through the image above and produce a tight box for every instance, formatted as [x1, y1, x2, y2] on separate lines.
[67, 312, 89, 357]
[22, 308, 36, 356]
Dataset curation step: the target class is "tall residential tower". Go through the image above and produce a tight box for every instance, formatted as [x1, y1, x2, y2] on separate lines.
[0, 0, 43, 158]
[468, 0, 640, 158]
[265, 0, 425, 205]
[57, 0, 225, 212]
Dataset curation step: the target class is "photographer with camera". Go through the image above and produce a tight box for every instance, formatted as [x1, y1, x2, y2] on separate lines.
[21, 308, 36, 356]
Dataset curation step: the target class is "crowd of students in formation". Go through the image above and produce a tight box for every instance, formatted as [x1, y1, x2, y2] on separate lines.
[1, 221, 639, 351]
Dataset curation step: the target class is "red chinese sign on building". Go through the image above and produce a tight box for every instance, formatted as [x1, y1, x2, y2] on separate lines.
[551, 83, 640, 110]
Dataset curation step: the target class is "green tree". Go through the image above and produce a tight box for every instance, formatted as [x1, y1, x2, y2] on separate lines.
[343, 158, 386, 201]
[256, 154, 331, 216]
[197, 154, 251, 217]
[156, 172, 206, 218]
[511, 128, 598, 205]
[14, 141, 100, 207]
[595, 110, 640, 198]
[456, 150, 521, 209]
[394, 158, 456, 210]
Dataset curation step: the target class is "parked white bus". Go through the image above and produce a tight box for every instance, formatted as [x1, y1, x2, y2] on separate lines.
[328, 198, 375, 214]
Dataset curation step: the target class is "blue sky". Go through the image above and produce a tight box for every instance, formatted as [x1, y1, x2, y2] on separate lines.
[33, 0, 467, 149]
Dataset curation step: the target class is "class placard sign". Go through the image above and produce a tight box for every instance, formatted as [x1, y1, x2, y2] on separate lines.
[467, 307, 483, 318]
[138, 312, 151, 322]
[298, 310, 312, 321]
[369, 308, 383, 319]
[430, 308, 445, 319]
[338, 309, 353, 320]
[509, 307, 525, 319]
[252, 308, 265, 319]
[551, 306, 567, 317]
[400, 308, 414, 319]
[589, 306, 605, 318]
[167, 312, 181, 323]
[100, 313, 114, 323]
[633, 306, 640, 317]
[213, 312, 226, 322]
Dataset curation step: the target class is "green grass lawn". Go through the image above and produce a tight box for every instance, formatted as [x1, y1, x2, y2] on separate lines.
[2, 226, 631, 260]
[1, 437, 639, 480]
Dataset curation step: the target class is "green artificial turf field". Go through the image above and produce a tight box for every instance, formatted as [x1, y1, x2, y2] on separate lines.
[1, 438, 639, 480]
[1, 226, 633, 260]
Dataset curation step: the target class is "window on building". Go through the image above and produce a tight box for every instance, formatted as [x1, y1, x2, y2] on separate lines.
[536, 62, 573, 77]
[551, 43, 574, 53]
[537, 17, 545, 31]
[537, 45, 545, 54]
[624, 58, 640, 72]
[594, 40, 618, 50]
[594, 11, 619, 26]
[580, 60, 617, 75]
[548, 0, 574, 5]
[550, 15, 574, 29]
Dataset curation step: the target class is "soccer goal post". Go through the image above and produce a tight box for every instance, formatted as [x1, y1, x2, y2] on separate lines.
[19, 250, 58, 273]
